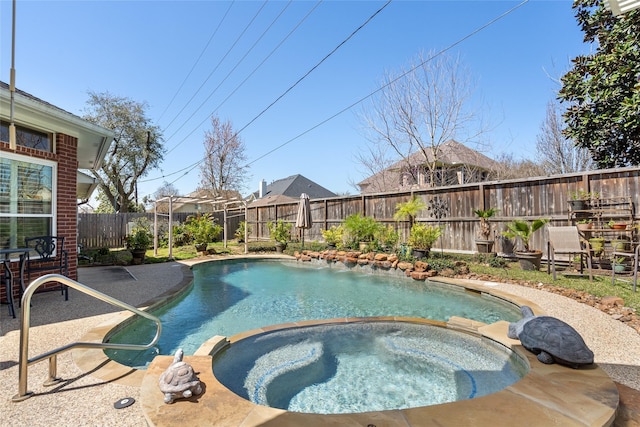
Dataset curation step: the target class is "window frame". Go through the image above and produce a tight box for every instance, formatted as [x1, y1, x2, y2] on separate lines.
[0, 151, 57, 254]
[0, 120, 54, 152]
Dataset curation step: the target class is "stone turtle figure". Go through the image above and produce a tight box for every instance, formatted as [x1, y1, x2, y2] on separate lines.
[159, 349, 203, 404]
[508, 305, 594, 369]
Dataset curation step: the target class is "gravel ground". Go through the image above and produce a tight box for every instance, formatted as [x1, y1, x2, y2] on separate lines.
[1, 260, 638, 426]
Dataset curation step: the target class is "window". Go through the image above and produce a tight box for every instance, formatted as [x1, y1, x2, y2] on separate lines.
[0, 121, 52, 151]
[0, 152, 56, 249]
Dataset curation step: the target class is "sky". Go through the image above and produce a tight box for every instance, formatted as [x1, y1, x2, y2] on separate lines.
[0, 0, 593, 202]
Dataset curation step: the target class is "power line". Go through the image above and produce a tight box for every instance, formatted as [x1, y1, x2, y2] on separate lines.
[142, 0, 528, 193]
[161, 1, 269, 136]
[142, 0, 391, 189]
[166, 0, 296, 155]
[157, 1, 235, 123]
[246, 0, 529, 166]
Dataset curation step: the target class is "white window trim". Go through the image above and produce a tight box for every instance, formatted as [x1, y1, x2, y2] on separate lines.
[0, 150, 58, 237]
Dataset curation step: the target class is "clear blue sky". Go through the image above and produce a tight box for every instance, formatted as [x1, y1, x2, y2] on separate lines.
[0, 0, 591, 202]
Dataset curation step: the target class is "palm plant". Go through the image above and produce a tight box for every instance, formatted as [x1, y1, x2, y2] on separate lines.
[502, 218, 549, 252]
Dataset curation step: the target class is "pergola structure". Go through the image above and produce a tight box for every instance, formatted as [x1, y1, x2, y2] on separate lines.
[153, 195, 248, 258]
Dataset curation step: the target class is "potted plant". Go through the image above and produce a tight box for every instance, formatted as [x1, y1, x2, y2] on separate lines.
[375, 224, 400, 253]
[394, 195, 426, 228]
[502, 218, 549, 270]
[612, 256, 628, 273]
[235, 221, 251, 243]
[567, 190, 596, 211]
[473, 207, 498, 253]
[576, 219, 593, 238]
[268, 220, 292, 252]
[343, 213, 380, 250]
[126, 220, 153, 265]
[321, 225, 344, 249]
[588, 237, 605, 256]
[185, 213, 222, 253]
[407, 223, 442, 259]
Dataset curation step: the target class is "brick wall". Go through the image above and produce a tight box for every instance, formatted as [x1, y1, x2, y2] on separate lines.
[1, 133, 79, 308]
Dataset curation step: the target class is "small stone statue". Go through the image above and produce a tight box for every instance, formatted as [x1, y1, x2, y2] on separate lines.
[158, 349, 203, 404]
[508, 305, 594, 369]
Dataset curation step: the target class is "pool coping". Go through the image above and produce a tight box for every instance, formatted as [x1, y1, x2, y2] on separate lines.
[71, 256, 619, 426]
[140, 318, 618, 427]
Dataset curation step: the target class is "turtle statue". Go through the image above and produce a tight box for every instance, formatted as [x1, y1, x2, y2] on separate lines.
[158, 349, 203, 404]
[508, 305, 594, 369]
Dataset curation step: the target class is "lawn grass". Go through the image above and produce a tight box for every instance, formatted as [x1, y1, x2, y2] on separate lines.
[469, 260, 640, 312]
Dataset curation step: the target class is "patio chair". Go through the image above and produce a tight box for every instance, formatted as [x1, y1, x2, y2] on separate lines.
[547, 226, 593, 281]
[611, 242, 639, 292]
[24, 235, 69, 300]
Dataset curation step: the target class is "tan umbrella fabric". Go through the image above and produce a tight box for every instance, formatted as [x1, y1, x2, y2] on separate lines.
[296, 193, 312, 247]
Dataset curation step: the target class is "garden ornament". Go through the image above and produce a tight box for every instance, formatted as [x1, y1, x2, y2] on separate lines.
[508, 305, 594, 369]
[159, 349, 203, 404]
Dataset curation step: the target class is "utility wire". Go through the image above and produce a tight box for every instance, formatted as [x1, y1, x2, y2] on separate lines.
[166, 0, 294, 154]
[161, 1, 269, 135]
[157, 1, 235, 122]
[143, 0, 527, 190]
[246, 0, 529, 166]
[143, 0, 391, 187]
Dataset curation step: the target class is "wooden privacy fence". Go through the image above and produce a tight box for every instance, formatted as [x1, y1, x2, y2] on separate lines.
[77, 211, 242, 249]
[79, 167, 640, 256]
[244, 167, 640, 256]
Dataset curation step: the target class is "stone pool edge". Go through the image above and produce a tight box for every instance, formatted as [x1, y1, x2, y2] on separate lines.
[140, 317, 618, 427]
[70, 256, 618, 426]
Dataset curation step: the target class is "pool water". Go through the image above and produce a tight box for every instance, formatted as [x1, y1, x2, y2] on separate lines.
[213, 321, 527, 414]
[106, 260, 521, 367]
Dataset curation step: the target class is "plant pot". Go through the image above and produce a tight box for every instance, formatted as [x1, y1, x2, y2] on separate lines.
[131, 248, 146, 265]
[475, 239, 494, 254]
[515, 251, 542, 271]
[275, 242, 286, 253]
[568, 200, 587, 211]
[589, 238, 605, 256]
[613, 263, 627, 273]
[612, 239, 630, 252]
[412, 248, 429, 259]
[611, 223, 627, 230]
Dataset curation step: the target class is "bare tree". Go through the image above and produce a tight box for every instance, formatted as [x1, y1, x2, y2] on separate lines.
[357, 50, 487, 190]
[149, 181, 181, 213]
[199, 115, 249, 196]
[536, 99, 593, 175]
[489, 153, 545, 180]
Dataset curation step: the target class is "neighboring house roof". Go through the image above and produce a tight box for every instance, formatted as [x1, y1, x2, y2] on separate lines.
[358, 140, 497, 192]
[0, 81, 114, 199]
[249, 174, 336, 206]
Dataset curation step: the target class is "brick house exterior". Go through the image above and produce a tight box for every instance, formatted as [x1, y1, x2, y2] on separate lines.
[1, 82, 112, 306]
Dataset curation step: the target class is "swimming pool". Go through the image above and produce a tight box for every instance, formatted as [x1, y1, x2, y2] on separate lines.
[105, 259, 521, 368]
[213, 320, 528, 414]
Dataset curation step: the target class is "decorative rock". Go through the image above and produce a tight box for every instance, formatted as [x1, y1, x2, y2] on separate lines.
[374, 253, 387, 261]
[397, 262, 414, 271]
[159, 349, 203, 404]
[601, 296, 624, 308]
[414, 261, 429, 272]
[411, 271, 431, 280]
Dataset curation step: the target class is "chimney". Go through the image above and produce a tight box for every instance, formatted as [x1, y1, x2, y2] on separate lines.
[259, 179, 267, 198]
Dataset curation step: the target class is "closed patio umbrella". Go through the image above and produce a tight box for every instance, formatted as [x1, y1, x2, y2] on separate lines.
[296, 193, 312, 247]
